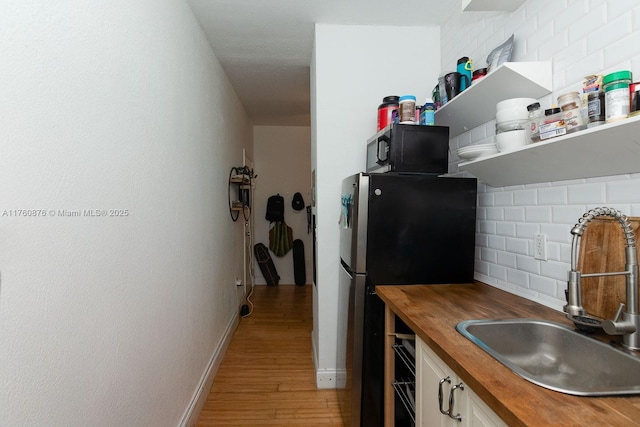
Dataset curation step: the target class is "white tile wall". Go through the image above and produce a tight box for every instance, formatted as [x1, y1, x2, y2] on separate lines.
[443, 0, 640, 311]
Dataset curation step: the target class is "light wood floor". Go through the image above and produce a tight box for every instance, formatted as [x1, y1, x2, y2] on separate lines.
[196, 285, 350, 426]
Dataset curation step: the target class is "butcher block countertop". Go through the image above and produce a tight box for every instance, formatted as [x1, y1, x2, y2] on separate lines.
[376, 282, 640, 427]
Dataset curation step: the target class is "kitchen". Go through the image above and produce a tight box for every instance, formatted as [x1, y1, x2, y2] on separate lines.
[3, 0, 640, 426]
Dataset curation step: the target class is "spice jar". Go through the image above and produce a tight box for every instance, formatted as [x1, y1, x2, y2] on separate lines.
[526, 102, 543, 143]
[558, 92, 586, 134]
[539, 107, 566, 140]
[603, 70, 632, 123]
[399, 95, 417, 124]
[584, 74, 605, 128]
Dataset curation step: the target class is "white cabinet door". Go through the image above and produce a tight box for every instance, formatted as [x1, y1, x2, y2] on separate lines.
[416, 338, 466, 427]
[416, 337, 505, 427]
[466, 389, 508, 427]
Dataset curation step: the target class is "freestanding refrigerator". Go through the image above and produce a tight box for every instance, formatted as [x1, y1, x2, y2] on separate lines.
[338, 172, 477, 426]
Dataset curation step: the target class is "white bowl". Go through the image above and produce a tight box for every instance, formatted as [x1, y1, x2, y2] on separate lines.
[496, 118, 529, 132]
[496, 106, 530, 123]
[496, 97, 538, 112]
[496, 130, 527, 152]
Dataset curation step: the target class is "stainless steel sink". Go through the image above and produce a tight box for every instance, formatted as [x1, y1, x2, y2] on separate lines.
[456, 318, 640, 396]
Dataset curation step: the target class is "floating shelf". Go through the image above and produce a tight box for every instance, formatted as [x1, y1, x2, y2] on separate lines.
[434, 62, 552, 138]
[462, 0, 526, 12]
[458, 115, 640, 187]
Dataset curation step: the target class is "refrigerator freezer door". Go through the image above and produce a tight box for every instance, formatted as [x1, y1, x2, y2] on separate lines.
[366, 174, 477, 285]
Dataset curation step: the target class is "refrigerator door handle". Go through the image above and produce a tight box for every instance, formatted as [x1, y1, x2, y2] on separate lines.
[341, 258, 355, 277]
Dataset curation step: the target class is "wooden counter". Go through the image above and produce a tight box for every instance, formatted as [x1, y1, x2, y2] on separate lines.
[376, 282, 640, 427]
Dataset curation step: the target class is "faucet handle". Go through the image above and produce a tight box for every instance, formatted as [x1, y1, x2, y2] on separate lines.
[603, 303, 637, 335]
[612, 303, 626, 323]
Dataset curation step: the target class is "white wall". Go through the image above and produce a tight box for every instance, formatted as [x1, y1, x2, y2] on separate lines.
[0, 1, 252, 425]
[444, 0, 640, 310]
[252, 126, 312, 285]
[312, 23, 441, 387]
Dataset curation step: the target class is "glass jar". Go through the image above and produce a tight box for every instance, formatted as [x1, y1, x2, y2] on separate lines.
[557, 92, 586, 133]
[526, 102, 543, 143]
[539, 107, 566, 140]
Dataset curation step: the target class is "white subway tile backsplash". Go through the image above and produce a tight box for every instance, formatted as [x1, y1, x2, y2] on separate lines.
[496, 222, 516, 236]
[514, 189, 537, 205]
[530, 274, 558, 296]
[567, 182, 606, 203]
[541, 260, 572, 281]
[504, 207, 526, 222]
[516, 254, 540, 274]
[525, 206, 552, 223]
[498, 251, 517, 268]
[551, 205, 588, 223]
[607, 179, 640, 202]
[587, 12, 633, 54]
[476, 233, 489, 248]
[569, 4, 606, 43]
[603, 32, 640, 68]
[481, 247, 497, 263]
[506, 237, 529, 254]
[565, 49, 604, 84]
[489, 264, 508, 281]
[538, 186, 567, 205]
[488, 235, 506, 250]
[486, 207, 504, 220]
[476, 260, 490, 276]
[540, 223, 573, 244]
[494, 191, 514, 206]
[478, 192, 494, 207]
[507, 268, 529, 287]
[606, 0, 639, 21]
[445, 0, 640, 311]
[546, 241, 561, 261]
[516, 222, 539, 238]
[479, 220, 497, 234]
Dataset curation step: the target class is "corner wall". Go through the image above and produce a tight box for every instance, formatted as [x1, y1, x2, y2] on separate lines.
[312, 23, 441, 387]
[0, 1, 252, 425]
[443, 0, 640, 309]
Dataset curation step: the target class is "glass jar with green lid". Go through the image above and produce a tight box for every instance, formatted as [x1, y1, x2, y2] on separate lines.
[603, 70, 632, 123]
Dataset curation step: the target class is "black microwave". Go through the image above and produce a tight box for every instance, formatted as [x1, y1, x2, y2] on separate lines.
[366, 124, 449, 174]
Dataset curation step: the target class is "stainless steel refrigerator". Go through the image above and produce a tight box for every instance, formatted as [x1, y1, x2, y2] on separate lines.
[338, 172, 477, 426]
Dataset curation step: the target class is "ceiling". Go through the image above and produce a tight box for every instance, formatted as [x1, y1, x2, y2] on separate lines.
[187, 0, 458, 126]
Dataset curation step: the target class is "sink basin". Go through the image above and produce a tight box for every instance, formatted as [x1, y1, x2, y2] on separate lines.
[456, 318, 640, 396]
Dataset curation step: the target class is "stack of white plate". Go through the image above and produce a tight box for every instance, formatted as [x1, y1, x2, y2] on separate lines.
[495, 97, 537, 152]
[457, 143, 498, 161]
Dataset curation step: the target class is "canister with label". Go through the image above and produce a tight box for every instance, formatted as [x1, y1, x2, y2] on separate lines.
[399, 95, 417, 124]
[377, 96, 399, 131]
[603, 70, 632, 123]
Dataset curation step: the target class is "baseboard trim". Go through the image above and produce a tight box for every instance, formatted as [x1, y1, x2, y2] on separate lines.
[311, 331, 346, 389]
[179, 310, 239, 427]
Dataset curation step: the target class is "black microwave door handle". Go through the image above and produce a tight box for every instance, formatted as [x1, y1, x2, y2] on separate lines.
[376, 134, 390, 165]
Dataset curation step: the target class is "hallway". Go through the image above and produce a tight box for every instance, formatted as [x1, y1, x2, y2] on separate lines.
[196, 285, 349, 426]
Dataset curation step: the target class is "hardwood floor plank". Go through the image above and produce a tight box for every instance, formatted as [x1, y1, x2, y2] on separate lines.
[196, 285, 349, 426]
